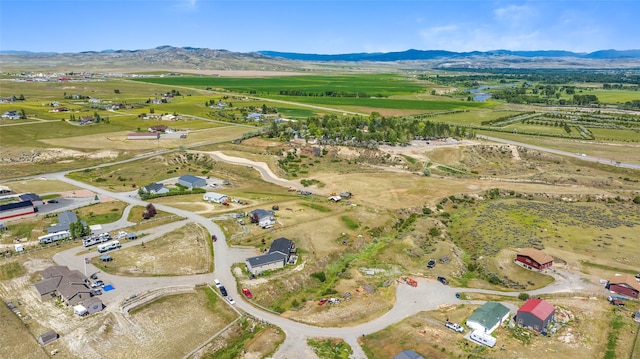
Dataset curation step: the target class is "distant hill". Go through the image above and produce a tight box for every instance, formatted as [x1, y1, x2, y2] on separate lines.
[258, 49, 640, 62]
[2, 46, 639, 71]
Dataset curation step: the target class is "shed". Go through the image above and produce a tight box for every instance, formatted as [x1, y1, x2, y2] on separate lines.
[516, 248, 553, 271]
[38, 330, 59, 345]
[394, 350, 425, 359]
[178, 175, 206, 189]
[606, 274, 640, 299]
[466, 302, 510, 334]
[203, 192, 229, 204]
[14, 243, 24, 252]
[517, 298, 555, 332]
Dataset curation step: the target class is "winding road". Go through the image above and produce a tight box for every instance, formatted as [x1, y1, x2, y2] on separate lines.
[41, 151, 599, 359]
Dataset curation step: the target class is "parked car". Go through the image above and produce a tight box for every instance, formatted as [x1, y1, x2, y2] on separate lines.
[227, 296, 236, 305]
[91, 289, 102, 296]
[445, 321, 464, 333]
[318, 298, 328, 305]
[214, 279, 222, 288]
[437, 276, 449, 285]
[47, 199, 59, 204]
[242, 288, 253, 299]
[219, 286, 228, 297]
[90, 272, 99, 280]
[427, 259, 436, 268]
[91, 280, 104, 288]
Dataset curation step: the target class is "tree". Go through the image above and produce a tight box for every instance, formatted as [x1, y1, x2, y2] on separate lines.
[262, 104, 268, 114]
[19, 109, 26, 119]
[114, 89, 120, 94]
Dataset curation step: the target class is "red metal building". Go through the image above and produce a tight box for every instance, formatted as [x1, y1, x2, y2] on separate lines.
[516, 248, 553, 270]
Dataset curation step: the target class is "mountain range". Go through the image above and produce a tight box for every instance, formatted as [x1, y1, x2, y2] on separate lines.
[2, 46, 639, 70]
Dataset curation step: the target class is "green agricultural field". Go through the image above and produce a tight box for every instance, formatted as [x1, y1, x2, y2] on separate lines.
[134, 74, 425, 97]
[586, 89, 640, 103]
[590, 128, 640, 142]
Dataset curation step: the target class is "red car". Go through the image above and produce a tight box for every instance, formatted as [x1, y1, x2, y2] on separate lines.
[212, 235, 217, 242]
[241, 288, 253, 299]
[318, 298, 328, 306]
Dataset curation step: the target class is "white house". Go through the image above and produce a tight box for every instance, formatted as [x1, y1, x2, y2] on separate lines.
[466, 302, 511, 334]
[203, 192, 229, 203]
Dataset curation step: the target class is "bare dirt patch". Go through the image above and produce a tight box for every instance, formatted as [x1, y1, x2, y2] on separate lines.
[92, 222, 211, 276]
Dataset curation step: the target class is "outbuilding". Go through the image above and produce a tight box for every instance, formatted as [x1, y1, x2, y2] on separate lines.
[517, 298, 555, 332]
[466, 302, 511, 334]
[178, 175, 206, 189]
[0, 200, 36, 221]
[38, 330, 59, 345]
[516, 248, 553, 271]
[606, 274, 640, 299]
[203, 192, 229, 204]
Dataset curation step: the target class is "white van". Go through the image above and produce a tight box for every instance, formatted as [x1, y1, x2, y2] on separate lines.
[469, 330, 496, 347]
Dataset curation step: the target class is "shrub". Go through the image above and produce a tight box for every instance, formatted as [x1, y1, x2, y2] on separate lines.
[634, 196, 640, 204]
[311, 271, 326, 282]
[518, 293, 530, 301]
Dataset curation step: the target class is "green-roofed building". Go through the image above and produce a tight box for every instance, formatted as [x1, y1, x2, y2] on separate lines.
[466, 302, 511, 334]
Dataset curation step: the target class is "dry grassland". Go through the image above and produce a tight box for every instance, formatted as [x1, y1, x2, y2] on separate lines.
[93, 222, 210, 276]
[2, 179, 81, 194]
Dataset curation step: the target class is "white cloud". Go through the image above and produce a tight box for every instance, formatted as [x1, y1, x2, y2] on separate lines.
[172, 0, 197, 12]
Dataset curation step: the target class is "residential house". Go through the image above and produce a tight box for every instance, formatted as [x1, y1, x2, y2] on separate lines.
[249, 209, 275, 228]
[394, 350, 425, 359]
[148, 125, 168, 133]
[245, 237, 297, 274]
[517, 298, 555, 332]
[247, 112, 262, 121]
[178, 175, 206, 189]
[128, 132, 159, 140]
[78, 116, 94, 125]
[1, 111, 21, 120]
[466, 302, 511, 334]
[606, 274, 640, 299]
[48, 211, 83, 234]
[516, 248, 553, 271]
[51, 107, 68, 112]
[0, 200, 36, 221]
[33, 265, 94, 306]
[141, 182, 169, 195]
[88, 98, 101, 104]
[161, 114, 177, 121]
[203, 192, 229, 204]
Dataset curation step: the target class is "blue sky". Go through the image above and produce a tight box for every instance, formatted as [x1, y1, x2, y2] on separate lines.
[1, 0, 637, 54]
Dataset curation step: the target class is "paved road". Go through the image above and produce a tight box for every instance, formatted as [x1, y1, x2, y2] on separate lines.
[477, 134, 640, 169]
[43, 155, 599, 359]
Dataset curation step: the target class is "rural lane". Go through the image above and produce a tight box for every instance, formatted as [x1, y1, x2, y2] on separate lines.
[43, 153, 599, 359]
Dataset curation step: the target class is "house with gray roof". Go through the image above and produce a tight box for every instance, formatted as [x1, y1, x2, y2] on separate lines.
[178, 175, 206, 189]
[245, 237, 297, 274]
[141, 182, 169, 195]
[394, 350, 425, 359]
[48, 211, 84, 234]
[33, 265, 94, 306]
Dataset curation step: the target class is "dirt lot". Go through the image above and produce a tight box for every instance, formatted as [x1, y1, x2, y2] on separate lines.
[92, 222, 211, 276]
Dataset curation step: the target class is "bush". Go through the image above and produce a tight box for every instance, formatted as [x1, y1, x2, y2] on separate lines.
[311, 271, 326, 282]
[633, 196, 640, 204]
[518, 293, 530, 301]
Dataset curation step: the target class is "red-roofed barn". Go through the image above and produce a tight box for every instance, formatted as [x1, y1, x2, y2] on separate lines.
[516, 248, 553, 271]
[517, 298, 555, 332]
[606, 274, 640, 299]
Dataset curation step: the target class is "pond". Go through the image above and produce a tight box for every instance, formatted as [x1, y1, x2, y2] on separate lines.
[467, 84, 516, 102]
